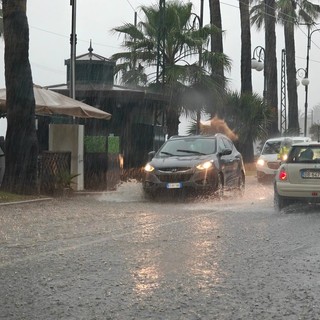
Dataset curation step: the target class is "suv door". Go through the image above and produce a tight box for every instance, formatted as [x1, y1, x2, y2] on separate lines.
[217, 137, 234, 186]
[221, 137, 238, 186]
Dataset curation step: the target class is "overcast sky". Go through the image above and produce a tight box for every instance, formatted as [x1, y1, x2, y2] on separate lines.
[1, 0, 320, 137]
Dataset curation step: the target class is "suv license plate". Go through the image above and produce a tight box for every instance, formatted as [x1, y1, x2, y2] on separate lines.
[166, 183, 182, 189]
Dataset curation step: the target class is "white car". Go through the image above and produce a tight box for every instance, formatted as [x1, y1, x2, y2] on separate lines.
[274, 142, 320, 210]
[256, 136, 311, 182]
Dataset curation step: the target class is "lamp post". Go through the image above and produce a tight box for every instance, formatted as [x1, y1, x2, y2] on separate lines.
[302, 25, 320, 137]
[70, 0, 77, 100]
[296, 67, 310, 136]
[251, 46, 266, 101]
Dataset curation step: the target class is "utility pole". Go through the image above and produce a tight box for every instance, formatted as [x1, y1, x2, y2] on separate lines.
[280, 49, 287, 135]
[70, 0, 77, 99]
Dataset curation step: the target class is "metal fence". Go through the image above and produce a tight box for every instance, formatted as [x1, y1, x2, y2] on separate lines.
[39, 151, 71, 195]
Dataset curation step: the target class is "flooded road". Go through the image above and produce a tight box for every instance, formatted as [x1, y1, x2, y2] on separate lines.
[1, 177, 320, 319]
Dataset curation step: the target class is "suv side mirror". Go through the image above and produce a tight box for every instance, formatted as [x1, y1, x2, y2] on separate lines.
[219, 148, 232, 156]
[148, 151, 156, 161]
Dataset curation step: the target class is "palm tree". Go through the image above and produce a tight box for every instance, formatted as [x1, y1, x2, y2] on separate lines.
[279, 0, 320, 134]
[251, 0, 278, 136]
[224, 91, 273, 162]
[239, 0, 253, 95]
[251, 0, 320, 136]
[265, 0, 278, 136]
[208, 0, 225, 104]
[1, 0, 38, 194]
[111, 0, 230, 136]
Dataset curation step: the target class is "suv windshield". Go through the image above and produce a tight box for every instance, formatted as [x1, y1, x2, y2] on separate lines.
[157, 138, 217, 157]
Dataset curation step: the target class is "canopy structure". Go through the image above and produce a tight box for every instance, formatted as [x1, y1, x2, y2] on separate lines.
[0, 85, 111, 120]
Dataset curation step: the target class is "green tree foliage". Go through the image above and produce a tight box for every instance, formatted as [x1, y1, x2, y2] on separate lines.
[111, 0, 231, 136]
[224, 91, 273, 162]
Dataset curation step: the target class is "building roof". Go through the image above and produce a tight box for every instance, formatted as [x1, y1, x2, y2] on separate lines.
[65, 40, 115, 65]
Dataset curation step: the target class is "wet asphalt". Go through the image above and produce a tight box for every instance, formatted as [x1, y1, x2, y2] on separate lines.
[1, 177, 320, 320]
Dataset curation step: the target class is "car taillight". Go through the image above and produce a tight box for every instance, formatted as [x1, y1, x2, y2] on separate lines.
[279, 169, 287, 181]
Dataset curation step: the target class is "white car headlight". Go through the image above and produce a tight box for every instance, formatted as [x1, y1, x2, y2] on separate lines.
[256, 158, 265, 167]
[196, 161, 213, 170]
[144, 163, 155, 172]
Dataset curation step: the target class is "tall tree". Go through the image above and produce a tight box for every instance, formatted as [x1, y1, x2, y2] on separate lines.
[252, 0, 320, 136]
[239, 0, 252, 94]
[251, 0, 278, 136]
[1, 0, 38, 194]
[112, 0, 230, 136]
[208, 0, 226, 118]
[265, 0, 278, 136]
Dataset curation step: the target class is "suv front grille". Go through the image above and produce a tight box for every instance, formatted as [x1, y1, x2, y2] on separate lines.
[158, 167, 190, 173]
[157, 173, 192, 183]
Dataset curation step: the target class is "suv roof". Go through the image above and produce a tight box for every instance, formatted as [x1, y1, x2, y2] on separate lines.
[169, 133, 230, 140]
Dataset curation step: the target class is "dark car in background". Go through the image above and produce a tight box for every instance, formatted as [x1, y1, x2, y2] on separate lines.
[142, 134, 245, 198]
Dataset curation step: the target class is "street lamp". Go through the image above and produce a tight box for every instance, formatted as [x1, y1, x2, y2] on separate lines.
[251, 46, 266, 100]
[296, 68, 309, 87]
[296, 67, 309, 135]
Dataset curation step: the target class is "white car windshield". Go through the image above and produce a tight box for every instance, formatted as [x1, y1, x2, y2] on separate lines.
[262, 141, 281, 155]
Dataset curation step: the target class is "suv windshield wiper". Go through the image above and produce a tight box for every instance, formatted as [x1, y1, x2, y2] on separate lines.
[176, 149, 206, 155]
[160, 151, 174, 156]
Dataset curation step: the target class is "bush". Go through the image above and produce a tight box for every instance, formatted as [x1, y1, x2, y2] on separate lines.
[84, 136, 119, 154]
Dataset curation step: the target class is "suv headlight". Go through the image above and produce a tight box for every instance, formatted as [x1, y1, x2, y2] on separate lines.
[256, 159, 265, 167]
[144, 163, 154, 172]
[196, 161, 213, 170]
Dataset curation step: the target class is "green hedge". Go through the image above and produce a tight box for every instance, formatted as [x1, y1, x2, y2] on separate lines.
[84, 136, 119, 154]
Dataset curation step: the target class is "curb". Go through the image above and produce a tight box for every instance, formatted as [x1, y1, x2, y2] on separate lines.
[0, 197, 53, 206]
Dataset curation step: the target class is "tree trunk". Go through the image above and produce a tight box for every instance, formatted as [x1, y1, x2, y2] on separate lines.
[1, 0, 38, 194]
[238, 0, 253, 162]
[166, 108, 180, 137]
[238, 137, 254, 163]
[239, 0, 252, 94]
[284, 20, 299, 135]
[265, 0, 279, 136]
[209, 0, 225, 117]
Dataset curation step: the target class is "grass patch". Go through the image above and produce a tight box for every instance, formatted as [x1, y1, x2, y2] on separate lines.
[0, 191, 42, 204]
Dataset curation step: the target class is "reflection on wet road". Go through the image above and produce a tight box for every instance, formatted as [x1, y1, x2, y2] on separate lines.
[2, 177, 320, 319]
